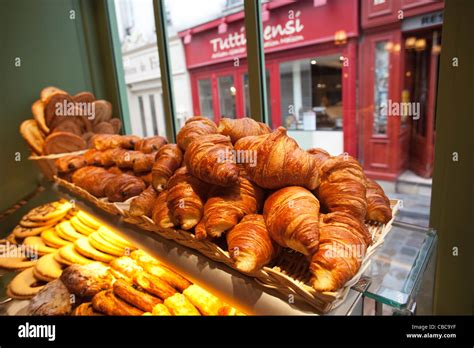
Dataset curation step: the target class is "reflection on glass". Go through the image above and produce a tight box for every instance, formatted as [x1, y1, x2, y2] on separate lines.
[243, 71, 271, 118]
[373, 40, 390, 135]
[217, 75, 236, 119]
[198, 79, 214, 119]
[280, 55, 342, 131]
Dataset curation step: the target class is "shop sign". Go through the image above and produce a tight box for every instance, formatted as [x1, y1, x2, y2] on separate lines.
[402, 11, 443, 32]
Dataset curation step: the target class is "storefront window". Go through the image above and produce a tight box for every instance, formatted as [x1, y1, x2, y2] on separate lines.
[373, 40, 390, 135]
[243, 71, 271, 118]
[280, 56, 343, 131]
[197, 79, 214, 119]
[217, 75, 236, 119]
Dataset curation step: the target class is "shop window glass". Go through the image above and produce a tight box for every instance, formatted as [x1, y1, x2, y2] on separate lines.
[198, 79, 214, 119]
[218, 75, 237, 119]
[279, 56, 343, 131]
[243, 71, 271, 118]
[138, 95, 147, 137]
[373, 40, 390, 135]
[149, 94, 159, 135]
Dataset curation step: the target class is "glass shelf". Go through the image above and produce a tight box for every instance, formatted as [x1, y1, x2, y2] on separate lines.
[363, 222, 437, 310]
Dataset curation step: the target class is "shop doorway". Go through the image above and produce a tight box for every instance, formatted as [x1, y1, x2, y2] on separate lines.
[403, 29, 441, 178]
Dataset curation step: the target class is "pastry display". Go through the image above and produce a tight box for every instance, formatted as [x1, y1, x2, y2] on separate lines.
[176, 116, 218, 151]
[217, 117, 271, 144]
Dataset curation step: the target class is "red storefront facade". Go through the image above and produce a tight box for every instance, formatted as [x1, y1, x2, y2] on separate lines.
[179, 0, 443, 180]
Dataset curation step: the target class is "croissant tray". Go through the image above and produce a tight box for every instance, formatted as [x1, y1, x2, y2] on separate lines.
[53, 175, 400, 313]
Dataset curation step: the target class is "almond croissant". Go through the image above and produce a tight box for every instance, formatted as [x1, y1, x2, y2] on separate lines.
[315, 154, 367, 221]
[166, 167, 208, 230]
[234, 127, 319, 190]
[310, 212, 372, 292]
[365, 178, 392, 224]
[152, 144, 183, 191]
[263, 186, 320, 256]
[194, 171, 264, 239]
[217, 117, 271, 144]
[227, 214, 278, 273]
[184, 134, 239, 187]
[176, 116, 218, 151]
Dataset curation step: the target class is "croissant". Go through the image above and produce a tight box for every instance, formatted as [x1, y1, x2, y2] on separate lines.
[263, 186, 320, 256]
[235, 127, 319, 190]
[195, 172, 264, 239]
[133, 152, 156, 173]
[365, 178, 392, 224]
[176, 116, 218, 151]
[83, 149, 103, 166]
[100, 148, 127, 167]
[166, 167, 208, 230]
[55, 155, 87, 173]
[104, 174, 146, 202]
[151, 190, 174, 229]
[129, 186, 158, 217]
[134, 136, 167, 153]
[72, 166, 116, 197]
[116, 150, 143, 169]
[184, 134, 239, 187]
[310, 212, 372, 292]
[217, 117, 271, 144]
[307, 148, 330, 168]
[152, 144, 183, 191]
[227, 214, 278, 273]
[92, 134, 140, 151]
[315, 154, 367, 220]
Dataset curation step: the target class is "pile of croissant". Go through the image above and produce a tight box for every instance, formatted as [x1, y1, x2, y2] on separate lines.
[56, 116, 392, 292]
[20, 86, 121, 156]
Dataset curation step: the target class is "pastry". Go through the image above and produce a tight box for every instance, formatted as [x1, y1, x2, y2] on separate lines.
[55, 154, 87, 173]
[33, 253, 64, 282]
[96, 227, 136, 251]
[92, 134, 139, 151]
[104, 174, 146, 202]
[109, 118, 122, 133]
[176, 116, 218, 151]
[310, 212, 372, 291]
[163, 293, 200, 316]
[72, 166, 117, 197]
[132, 152, 156, 173]
[139, 171, 153, 186]
[308, 147, 331, 168]
[93, 121, 115, 134]
[113, 279, 162, 312]
[41, 228, 70, 248]
[57, 244, 93, 265]
[74, 238, 115, 263]
[43, 92, 73, 127]
[19, 119, 45, 155]
[42, 131, 87, 155]
[226, 214, 278, 273]
[40, 86, 66, 103]
[263, 186, 320, 256]
[195, 171, 264, 239]
[7, 267, 45, 299]
[72, 91, 95, 104]
[109, 256, 143, 281]
[24, 201, 72, 222]
[60, 262, 114, 298]
[83, 148, 103, 166]
[51, 119, 83, 135]
[133, 271, 177, 300]
[184, 133, 239, 187]
[31, 99, 49, 134]
[365, 178, 392, 224]
[27, 279, 73, 316]
[183, 284, 236, 316]
[234, 127, 319, 190]
[23, 236, 57, 255]
[134, 136, 167, 153]
[151, 190, 174, 229]
[217, 117, 271, 144]
[0, 256, 37, 270]
[76, 211, 101, 229]
[70, 216, 96, 235]
[92, 289, 144, 316]
[71, 302, 103, 316]
[166, 167, 208, 230]
[56, 221, 84, 242]
[151, 303, 171, 316]
[91, 100, 113, 124]
[138, 263, 191, 292]
[152, 144, 183, 191]
[13, 224, 56, 239]
[129, 186, 158, 217]
[89, 232, 127, 257]
[19, 216, 62, 228]
[115, 150, 143, 169]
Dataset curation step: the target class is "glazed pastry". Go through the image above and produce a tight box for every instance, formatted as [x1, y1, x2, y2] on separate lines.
[152, 144, 183, 191]
[92, 290, 144, 316]
[100, 148, 127, 167]
[139, 172, 153, 186]
[19, 119, 45, 155]
[166, 167, 208, 230]
[55, 155, 87, 173]
[92, 134, 140, 151]
[235, 127, 319, 190]
[365, 178, 392, 224]
[110, 257, 143, 281]
[113, 279, 162, 312]
[72, 166, 117, 198]
[129, 186, 158, 217]
[310, 212, 372, 292]
[42, 132, 87, 155]
[195, 172, 264, 239]
[315, 154, 367, 221]
[217, 117, 271, 144]
[163, 293, 200, 316]
[104, 174, 146, 202]
[133, 271, 177, 300]
[176, 116, 218, 151]
[27, 279, 72, 316]
[307, 147, 330, 168]
[151, 190, 174, 229]
[138, 263, 191, 292]
[263, 186, 320, 256]
[132, 152, 156, 173]
[83, 149, 103, 166]
[72, 302, 103, 316]
[226, 214, 277, 273]
[183, 284, 235, 316]
[134, 136, 168, 153]
[60, 262, 114, 298]
[116, 150, 144, 169]
[184, 133, 239, 187]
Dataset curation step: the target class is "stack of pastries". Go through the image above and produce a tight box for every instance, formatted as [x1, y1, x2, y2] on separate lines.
[56, 116, 393, 292]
